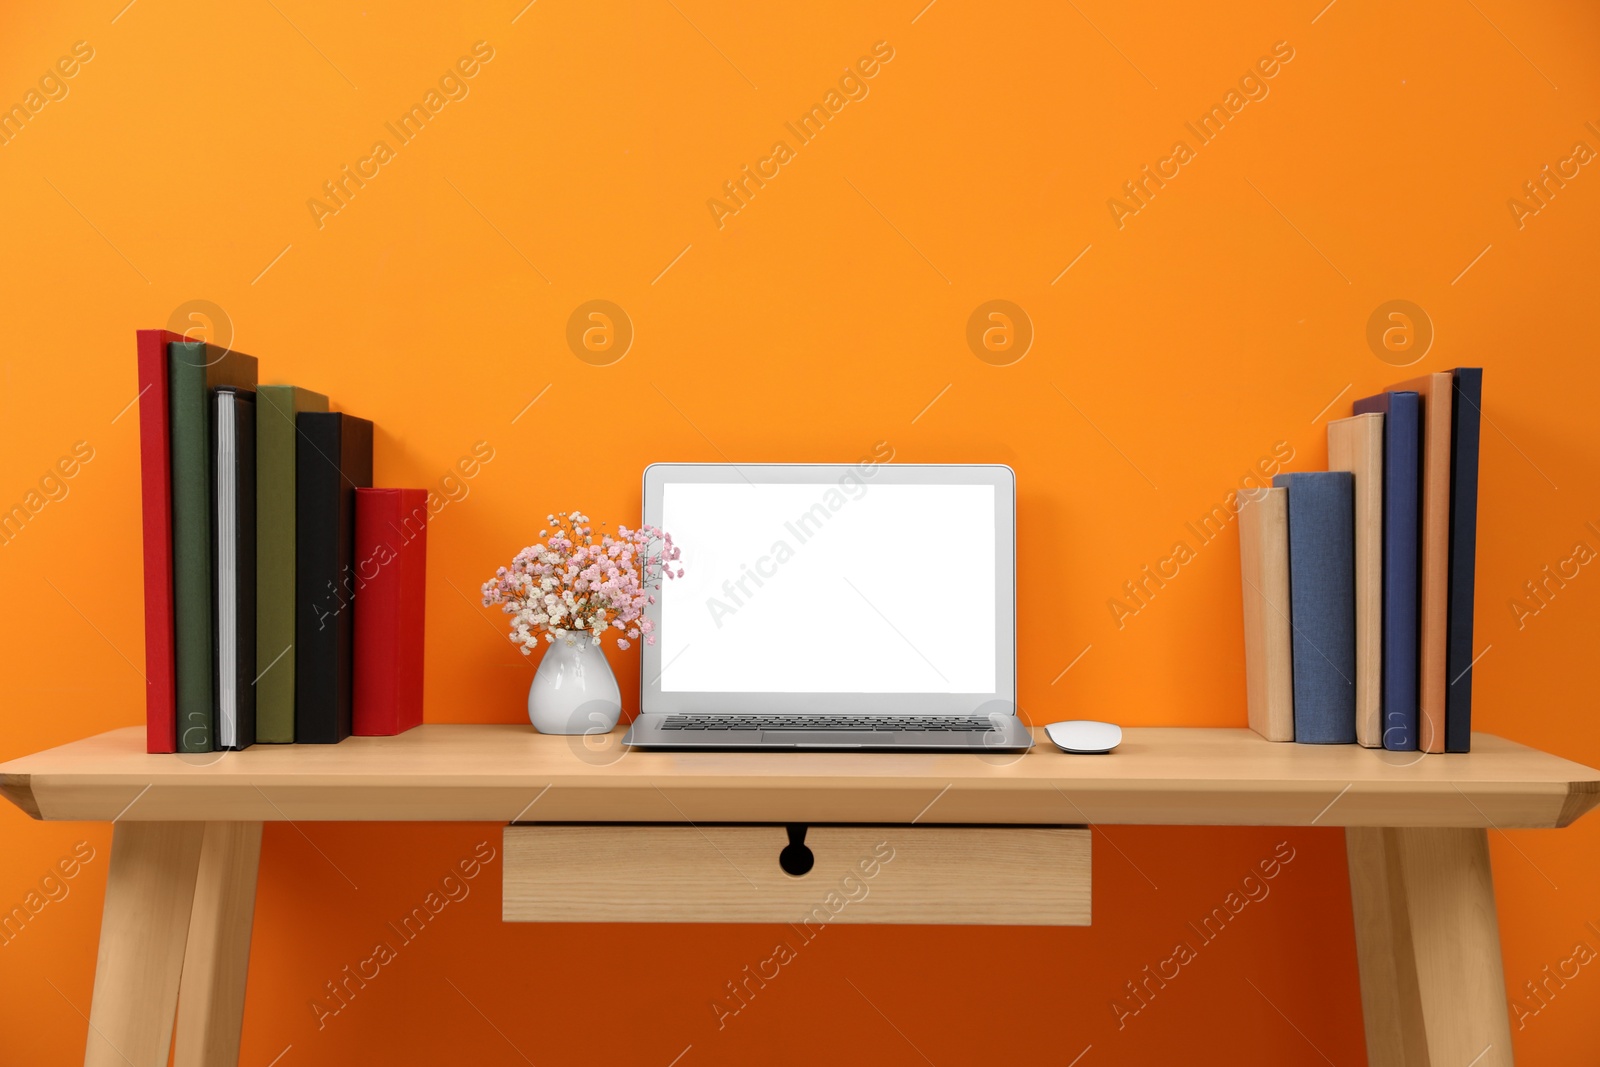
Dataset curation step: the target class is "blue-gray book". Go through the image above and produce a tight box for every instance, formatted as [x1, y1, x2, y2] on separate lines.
[1352, 390, 1421, 751]
[1445, 368, 1483, 752]
[1272, 471, 1356, 744]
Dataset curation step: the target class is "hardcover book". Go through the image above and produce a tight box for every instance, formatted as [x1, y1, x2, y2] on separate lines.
[214, 388, 256, 751]
[1272, 472, 1356, 744]
[135, 329, 190, 753]
[295, 412, 374, 745]
[1327, 412, 1384, 748]
[1352, 390, 1421, 752]
[255, 385, 329, 743]
[1237, 488, 1294, 742]
[1445, 368, 1484, 752]
[1389, 372, 1453, 753]
[169, 341, 257, 752]
[352, 488, 428, 737]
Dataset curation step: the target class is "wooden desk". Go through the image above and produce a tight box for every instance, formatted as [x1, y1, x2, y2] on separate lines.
[4, 725, 1597, 1067]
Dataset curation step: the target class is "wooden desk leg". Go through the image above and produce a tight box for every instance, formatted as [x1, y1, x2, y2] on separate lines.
[1346, 827, 1515, 1066]
[174, 822, 264, 1067]
[85, 822, 207, 1067]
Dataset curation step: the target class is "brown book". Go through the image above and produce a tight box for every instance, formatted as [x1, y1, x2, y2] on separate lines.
[1391, 372, 1451, 753]
[1328, 413, 1384, 748]
[1238, 488, 1294, 741]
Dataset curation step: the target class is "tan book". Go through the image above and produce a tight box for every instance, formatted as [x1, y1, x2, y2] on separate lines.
[1238, 487, 1293, 741]
[1391, 372, 1452, 753]
[1328, 413, 1384, 748]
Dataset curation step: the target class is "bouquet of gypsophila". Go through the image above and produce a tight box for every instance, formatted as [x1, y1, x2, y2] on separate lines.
[481, 512, 682, 652]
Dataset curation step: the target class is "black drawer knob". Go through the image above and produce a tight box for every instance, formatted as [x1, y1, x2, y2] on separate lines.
[779, 824, 815, 876]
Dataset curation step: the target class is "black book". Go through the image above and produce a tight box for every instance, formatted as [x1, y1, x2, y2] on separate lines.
[1446, 368, 1484, 752]
[295, 412, 374, 744]
[213, 387, 256, 750]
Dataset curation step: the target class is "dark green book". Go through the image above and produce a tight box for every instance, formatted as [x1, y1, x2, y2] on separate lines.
[169, 341, 257, 752]
[255, 385, 329, 743]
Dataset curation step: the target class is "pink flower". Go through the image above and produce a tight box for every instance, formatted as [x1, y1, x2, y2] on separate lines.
[481, 512, 682, 655]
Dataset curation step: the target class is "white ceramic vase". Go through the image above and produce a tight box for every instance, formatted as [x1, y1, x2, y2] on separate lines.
[527, 631, 622, 735]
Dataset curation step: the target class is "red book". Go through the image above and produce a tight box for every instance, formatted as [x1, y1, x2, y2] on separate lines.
[352, 489, 428, 735]
[136, 329, 189, 753]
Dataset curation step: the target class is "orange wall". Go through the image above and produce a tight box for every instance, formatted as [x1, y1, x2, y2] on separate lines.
[4, 1, 1600, 1062]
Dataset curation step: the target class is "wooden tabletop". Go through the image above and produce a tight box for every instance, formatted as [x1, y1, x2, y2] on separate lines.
[3, 725, 1596, 828]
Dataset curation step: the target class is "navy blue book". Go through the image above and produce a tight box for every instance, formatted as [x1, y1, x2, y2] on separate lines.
[1446, 368, 1484, 752]
[1272, 472, 1357, 744]
[1352, 390, 1422, 751]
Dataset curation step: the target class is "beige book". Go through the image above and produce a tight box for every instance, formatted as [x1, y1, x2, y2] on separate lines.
[1391, 372, 1452, 753]
[1238, 487, 1293, 741]
[1329, 413, 1384, 747]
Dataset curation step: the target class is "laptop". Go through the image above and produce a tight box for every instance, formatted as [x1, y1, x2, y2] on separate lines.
[622, 462, 1032, 752]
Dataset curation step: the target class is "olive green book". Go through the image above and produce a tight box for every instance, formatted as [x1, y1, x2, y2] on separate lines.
[169, 341, 257, 753]
[255, 385, 329, 742]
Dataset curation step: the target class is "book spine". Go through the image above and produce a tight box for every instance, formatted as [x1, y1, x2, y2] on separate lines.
[1328, 415, 1384, 748]
[397, 492, 427, 734]
[214, 392, 233, 748]
[337, 419, 375, 739]
[1416, 377, 1453, 753]
[1274, 472, 1357, 744]
[296, 413, 373, 744]
[135, 331, 178, 753]
[353, 489, 428, 736]
[255, 386, 327, 742]
[237, 395, 257, 750]
[169, 342, 214, 753]
[214, 392, 257, 751]
[1383, 394, 1421, 751]
[296, 414, 342, 744]
[1237, 488, 1293, 742]
[1445, 369, 1484, 752]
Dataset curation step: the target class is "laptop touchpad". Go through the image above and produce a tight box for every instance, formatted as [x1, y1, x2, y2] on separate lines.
[760, 731, 870, 745]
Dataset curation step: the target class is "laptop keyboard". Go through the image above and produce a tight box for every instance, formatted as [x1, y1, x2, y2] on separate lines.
[660, 715, 1002, 732]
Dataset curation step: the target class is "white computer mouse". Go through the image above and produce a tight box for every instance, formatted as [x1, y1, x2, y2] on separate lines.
[1044, 720, 1122, 754]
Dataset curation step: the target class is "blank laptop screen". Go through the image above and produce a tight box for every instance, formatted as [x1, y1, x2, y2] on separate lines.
[657, 481, 996, 694]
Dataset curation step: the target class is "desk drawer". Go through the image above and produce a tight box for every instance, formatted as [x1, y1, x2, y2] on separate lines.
[502, 824, 1089, 925]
